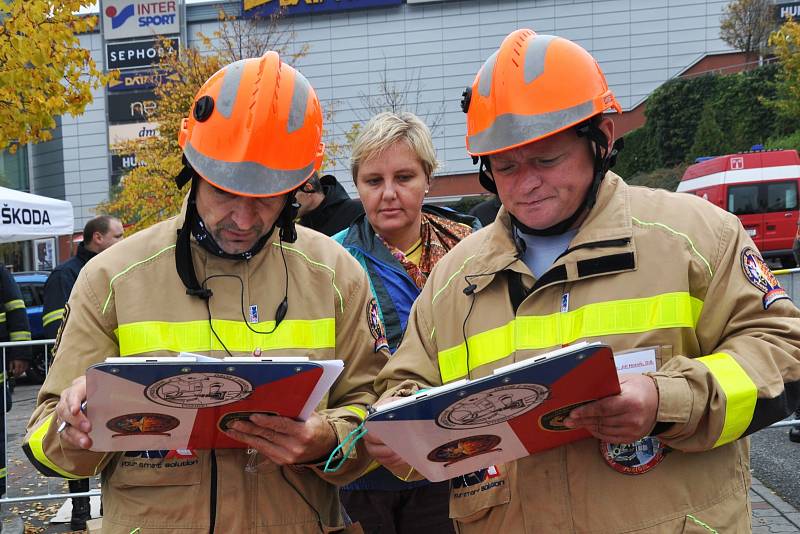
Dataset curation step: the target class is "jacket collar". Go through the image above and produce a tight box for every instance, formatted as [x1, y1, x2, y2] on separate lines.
[467, 173, 635, 294]
[76, 242, 97, 264]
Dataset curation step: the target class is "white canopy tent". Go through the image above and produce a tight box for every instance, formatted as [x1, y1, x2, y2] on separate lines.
[0, 186, 74, 244]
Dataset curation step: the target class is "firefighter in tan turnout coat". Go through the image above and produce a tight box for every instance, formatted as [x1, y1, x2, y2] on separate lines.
[365, 29, 800, 533]
[23, 52, 385, 533]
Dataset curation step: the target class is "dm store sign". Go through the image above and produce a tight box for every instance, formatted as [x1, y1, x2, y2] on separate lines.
[102, 0, 180, 40]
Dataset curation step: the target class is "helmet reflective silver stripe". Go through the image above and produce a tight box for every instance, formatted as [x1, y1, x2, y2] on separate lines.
[216, 59, 247, 119]
[287, 71, 311, 134]
[477, 50, 499, 98]
[184, 141, 315, 196]
[467, 98, 597, 155]
[524, 35, 558, 84]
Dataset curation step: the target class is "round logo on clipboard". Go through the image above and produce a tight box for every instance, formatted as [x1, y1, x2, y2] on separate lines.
[427, 434, 503, 467]
[107, 413, 180, 437]
[145, 373, 253, 408]
[436, 384, 549, 429]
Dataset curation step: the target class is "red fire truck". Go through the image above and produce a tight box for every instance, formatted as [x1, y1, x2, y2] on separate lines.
[677, 149, 800, 267]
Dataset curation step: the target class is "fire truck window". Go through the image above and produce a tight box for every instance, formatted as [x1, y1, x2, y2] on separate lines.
[765, 181, 798, 211]
[728, 184, 760, 215]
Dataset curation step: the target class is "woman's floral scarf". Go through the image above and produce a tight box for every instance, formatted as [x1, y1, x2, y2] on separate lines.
[378, 212, 473, 289]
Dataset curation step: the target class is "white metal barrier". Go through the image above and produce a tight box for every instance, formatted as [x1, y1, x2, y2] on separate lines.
[774, 267, 800, 304]
[0, 339, 100, 505]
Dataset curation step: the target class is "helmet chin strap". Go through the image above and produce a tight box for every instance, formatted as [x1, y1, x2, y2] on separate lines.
[479, 118, 623, 237]
[174, 171, 301, 299]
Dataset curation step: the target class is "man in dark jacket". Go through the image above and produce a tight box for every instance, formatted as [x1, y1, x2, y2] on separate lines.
[296, 173, 364, 236]
[41, 214, 122, 530]
[0, 264, 31, 498]
[468, 195, 502, 227]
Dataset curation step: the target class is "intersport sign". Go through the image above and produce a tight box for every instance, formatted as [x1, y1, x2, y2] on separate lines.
[101, 0, 180, 40]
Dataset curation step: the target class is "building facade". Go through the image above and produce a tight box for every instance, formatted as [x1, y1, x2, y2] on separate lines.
[20, 0, 743, 234]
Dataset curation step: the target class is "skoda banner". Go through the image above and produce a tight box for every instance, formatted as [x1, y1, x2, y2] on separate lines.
[242, 0, 402, 17]
[101, 0, 181, 40]
[0, 187, 74, 244]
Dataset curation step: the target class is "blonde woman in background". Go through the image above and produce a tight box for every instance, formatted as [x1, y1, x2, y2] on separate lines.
[334, 112, 480, 534]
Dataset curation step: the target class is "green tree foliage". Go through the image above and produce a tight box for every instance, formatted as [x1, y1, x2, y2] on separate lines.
[688, 101, 731, 162]
[0, 0, 116, 152]
[615, 64, 785, 178]
[719, 0, 776, 61]
[766, 19, 800, 122]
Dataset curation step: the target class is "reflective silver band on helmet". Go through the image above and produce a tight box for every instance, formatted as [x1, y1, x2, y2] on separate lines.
[477, 50, 499, 98]
[467, 98, 597, 155]
[184, 142, 315, 196]
[287, 71, 311, 134]
[524, 35, 558, 84]
[216, 59, 247, 119]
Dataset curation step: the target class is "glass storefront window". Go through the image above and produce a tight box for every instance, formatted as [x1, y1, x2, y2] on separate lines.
[0, 145, 29, 192]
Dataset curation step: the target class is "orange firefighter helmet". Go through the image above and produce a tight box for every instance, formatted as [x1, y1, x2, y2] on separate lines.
[464, 29, 622, 156]
[178, 51, 324, 197]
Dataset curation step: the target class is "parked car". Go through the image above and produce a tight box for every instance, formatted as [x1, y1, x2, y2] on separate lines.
[11, 271, 49, 383]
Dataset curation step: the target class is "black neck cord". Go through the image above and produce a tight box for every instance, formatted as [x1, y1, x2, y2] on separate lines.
[197, 237, 290, 356]
[461, 258, 519, 379]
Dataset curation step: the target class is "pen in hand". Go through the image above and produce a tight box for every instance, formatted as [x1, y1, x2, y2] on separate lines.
[57, 401, 87, 434]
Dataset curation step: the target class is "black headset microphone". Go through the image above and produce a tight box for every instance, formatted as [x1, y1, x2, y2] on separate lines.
[460, 257, 521, 377]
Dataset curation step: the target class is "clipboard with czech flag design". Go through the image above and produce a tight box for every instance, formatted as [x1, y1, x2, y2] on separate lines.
[85, 354, 342, 452]
[364, 342, 620, 482]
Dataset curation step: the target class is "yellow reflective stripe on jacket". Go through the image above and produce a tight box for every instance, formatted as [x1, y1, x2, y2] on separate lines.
[0, 312, 5, 323]
[696, 352, 757, 447]
[4, 299, 24, 312]
[9, 331, 31, 341]
[344, 405, 366, 420]
[27, 414, 84, 479]
[438, 292, 703, 382]
[116, 318, 336, 356]
[0, 467, 6, 479]
[42, 308, 65, 327]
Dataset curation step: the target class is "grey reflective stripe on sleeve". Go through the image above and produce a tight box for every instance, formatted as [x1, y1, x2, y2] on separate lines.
[467, 98, 597, 155]
[477, 50, 499, 97]
[216, 59, 247, 119]
[287, 71, 311, 134]
[524, 35, 558, 84]
[184, 142, 315, 196]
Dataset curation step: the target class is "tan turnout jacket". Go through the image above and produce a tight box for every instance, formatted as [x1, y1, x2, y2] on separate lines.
[376, 173, 800, 533]
[24, 206, 385, 533]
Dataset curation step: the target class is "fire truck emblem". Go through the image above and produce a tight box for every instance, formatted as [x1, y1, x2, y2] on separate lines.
[145, 373, 253, 408]
[436, 384, 549, 429]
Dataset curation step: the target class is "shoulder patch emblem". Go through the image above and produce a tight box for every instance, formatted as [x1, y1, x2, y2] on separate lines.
[740, 247, 790, 309]
[367, 298, 389, 353]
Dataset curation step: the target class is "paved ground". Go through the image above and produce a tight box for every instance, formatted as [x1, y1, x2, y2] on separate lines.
[3, 382, 800, 533]
[753, 478, 800, 533]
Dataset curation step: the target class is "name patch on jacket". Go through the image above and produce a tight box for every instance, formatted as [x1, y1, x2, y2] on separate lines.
[367, 298, 389, 353]
[740, 247, 790, 309]
[452, 465, 504, 498]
